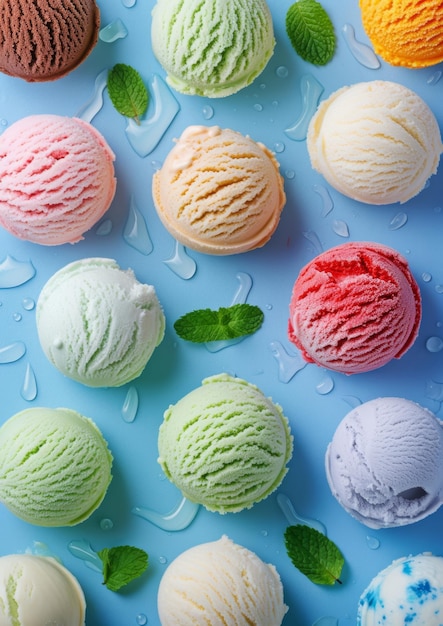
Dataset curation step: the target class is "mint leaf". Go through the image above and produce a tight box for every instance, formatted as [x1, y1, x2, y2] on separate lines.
[98, 545, 148, 592]
[107, 64, 149, 124]
[174, 303, 264, 343]
[284, 525, 344, 585]
[286, 0, 336, 65]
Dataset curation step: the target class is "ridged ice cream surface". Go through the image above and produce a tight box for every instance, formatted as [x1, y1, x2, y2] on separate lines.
[0, 0, 100, 81]
[360, 0, 443, 68]
[0, 407, 112, 526]
[288, 242, 421, 374]
[158, 374, 293, 513]
[153, 126, 285, 255]
[307, 81, 443, 205]
[151, 0, 275, 97]
[157, 536, 288, 626]
[0, 115, 116, 245]
[325, 398, 443, 528]
[0, 554, 86, 625]
[358, 554, 443, 625]
[36, 258, 165, 387]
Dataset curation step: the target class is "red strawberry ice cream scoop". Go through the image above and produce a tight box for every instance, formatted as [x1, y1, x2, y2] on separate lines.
[288, 242, 421, 374]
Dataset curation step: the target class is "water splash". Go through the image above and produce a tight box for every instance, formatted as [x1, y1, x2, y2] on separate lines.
[303, 231, 323, 254]
[21, 363, 37, 401]
[164, 241, 197, 279]
[277, 493, 327, 535]
[122, 385, 139, 422]
[76, 69, 107, 122]
[270, 341, 307, 383]
[388, 212, 408, 231]
[99, 19, 128, 43]
[125, 74, 180, 157]
[206, 272, 252, 353]
[342, 23, 380, 69]
[68, 540, 103, 573]
[313, 184, 334, 217]
[284, 74, 324, 141]
[123, 196, 153, 255]
[0, 342, 26, 363]
[0, 256, 35, 288]
[332, 219, 350, 238]
[132, 496, 200, 531]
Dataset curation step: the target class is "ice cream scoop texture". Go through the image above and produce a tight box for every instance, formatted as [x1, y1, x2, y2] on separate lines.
[158, 373, 293, 513]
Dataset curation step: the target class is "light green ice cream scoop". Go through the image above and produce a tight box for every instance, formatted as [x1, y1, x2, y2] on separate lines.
[36, 258, 165, 387]
[0, 407, 113, 526]
[151, 0, 275, 98]
[158, 373, 293, 513]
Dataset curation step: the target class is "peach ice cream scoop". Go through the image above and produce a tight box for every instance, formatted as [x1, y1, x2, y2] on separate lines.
[288, 242, 421, 375]
[0, 114, 116, 245]
[360, 0, 443, 68]
[152, 125, 285, 255]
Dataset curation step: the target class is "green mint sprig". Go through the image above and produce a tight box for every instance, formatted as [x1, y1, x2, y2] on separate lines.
[98, 545, 149, 592]
[286, 0, 336, 66]
[107, 64, 149, 125]
[174, 303, 264, 343]
[284, 525, 344, 585]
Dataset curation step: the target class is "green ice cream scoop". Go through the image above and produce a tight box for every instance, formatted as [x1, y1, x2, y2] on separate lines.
[158, 373, 293, 513]
[0, 407, 113, 526]
[151, 0, 275, 98]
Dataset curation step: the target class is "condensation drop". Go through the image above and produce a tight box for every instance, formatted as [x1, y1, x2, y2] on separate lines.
[100, 518, 114, 530]
[435, 285, 443, 294]
[273, 142, 285, 153]
[158, 556, 167, 564]
[0, 342, 26, 363]
[426, 380, 443, 402]
[253, 103, 263, 111]
[202, 105, 214, 120]
[426, 337, 443, 353]
[422, 272, 432, 283]
[21, 363, 37, 401]
[366, 535, 380, 550]
[276, 66, 289, 78]
[332, 219, 349, 238]
[22, 298, 35, 311]
[136, 615, 148, 626]
[316, 376, 334, 395]
[13, 312, 22, 322]
[96, 219, 113, 236]
[285, 170, 295, 180]
[388, 212, 408, 230]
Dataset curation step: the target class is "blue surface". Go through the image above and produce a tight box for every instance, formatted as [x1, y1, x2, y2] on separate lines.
[0, 1, 443, 624]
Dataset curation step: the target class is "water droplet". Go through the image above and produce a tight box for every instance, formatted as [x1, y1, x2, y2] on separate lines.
[426, 336, 443, 353]
[76, 69, 107, 122]
[1, 119, 7, 126]
[260, 529, 268, 537]
[13, 312, 22, 322]
[122, 386, 139, 422]
[132, 496, 200, 531]
[125, 75, 180, 156]
[164, 241, 197, 279]
[68, 540, 103, 573]
[277, 493, 327, 534]
[332, 219, 349, 238]
[21, 363, 37, 401]
[158, 556, 167, 564]
[270, 341, 307, 383]
[253, 103, 263, 112]
[435, 284, 443, 294]
[285, 74, 324, 141]
[123, 196, 153, 255]
[100, 518, 114, 530]
[205, 273, 252, 353]
[136, 615, 148, 626]
[316, 376, 334, 395]
[303, 230, 323, 254]
[366, 535, 380, 550]
[22, 298, 35, 311]
[0, 342, 26, 364]
[313, 617, 338, 626]
[388, 212, 408, 231]
[0, 255, 36, 288]
[422, 272, 432, 283]
[425, 380, 443, 402]
[427, 70, 442, 85]
[313, 184, 334, 217]
[99, 18, 128, 42]
[342, 395, 362, 409]
[96, 219, 113, 236]
[265, 303, 273, 310]
[202, 105, 214, 120]
[151, 160, 162, 171]
[276, 66, 289, 78]
[342, 23, 380, 69]
[122, 0, 136, 6]
[285, 169, 295, 180]
[273, 142, 285, 153]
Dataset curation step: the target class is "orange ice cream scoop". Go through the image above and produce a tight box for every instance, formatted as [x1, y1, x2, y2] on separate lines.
[360, 0, 443, 68]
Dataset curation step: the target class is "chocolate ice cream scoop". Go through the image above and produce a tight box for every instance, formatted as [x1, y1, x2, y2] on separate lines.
[0, 0, 100, 82]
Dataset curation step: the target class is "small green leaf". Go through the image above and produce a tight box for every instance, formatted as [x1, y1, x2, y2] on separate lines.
[284, 525, 344, 585]
[98, 545, 149, 592]
[174, 303, 264, 343]
[107, 64, 149, 124]
[286, 0, 336, 65]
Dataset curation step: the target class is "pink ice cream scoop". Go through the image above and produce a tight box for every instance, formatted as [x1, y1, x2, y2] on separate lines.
[0, 114, 116, 245]
[288, 242, 421, 374]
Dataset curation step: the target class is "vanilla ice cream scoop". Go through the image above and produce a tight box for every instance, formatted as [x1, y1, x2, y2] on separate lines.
[326, 397, 443, 528]
[158, 536, 288, 625]
[307, 80, 442, 205]
[36, 258, 165, 387]
[153, 126, 285, 255]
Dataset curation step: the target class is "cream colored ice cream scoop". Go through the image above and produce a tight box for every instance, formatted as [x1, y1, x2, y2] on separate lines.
[153, 126, 285, 254]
